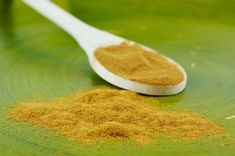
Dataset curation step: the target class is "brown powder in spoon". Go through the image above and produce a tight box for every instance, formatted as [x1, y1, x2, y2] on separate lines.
[9, 88, 223, 145]
[94, 42, 184, 85]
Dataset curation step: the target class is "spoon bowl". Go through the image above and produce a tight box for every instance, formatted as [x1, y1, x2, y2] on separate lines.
[22, 0, 187, 95]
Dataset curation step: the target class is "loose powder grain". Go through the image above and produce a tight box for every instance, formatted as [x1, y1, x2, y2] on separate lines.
[94, 42, 184, 85]
[9, 88, 222, 145]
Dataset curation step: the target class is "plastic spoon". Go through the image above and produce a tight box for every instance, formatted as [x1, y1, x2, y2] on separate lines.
[22, 0, 187, 95]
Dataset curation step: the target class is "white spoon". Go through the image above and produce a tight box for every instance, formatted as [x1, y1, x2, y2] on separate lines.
[22, 0, 187, 95]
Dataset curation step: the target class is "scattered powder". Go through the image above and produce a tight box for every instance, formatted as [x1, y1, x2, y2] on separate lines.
[9, 88, 222, 145]
[95, 42, 184, 85]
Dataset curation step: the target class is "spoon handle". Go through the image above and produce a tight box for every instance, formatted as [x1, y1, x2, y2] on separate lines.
[22, 0, 124, 55]
[22, 0, 91, 42]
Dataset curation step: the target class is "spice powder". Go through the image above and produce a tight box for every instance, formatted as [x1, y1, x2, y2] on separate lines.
[10, 88, 222, 145]
[95, 42, 184, 85]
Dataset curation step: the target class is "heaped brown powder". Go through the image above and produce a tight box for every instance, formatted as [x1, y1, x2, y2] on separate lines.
[9, 88, 222, 145]
[94, 42, 184, 85]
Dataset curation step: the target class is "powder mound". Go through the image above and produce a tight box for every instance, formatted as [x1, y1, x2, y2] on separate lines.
[9, 88, 222, 145]
[94, 42, 184, 85]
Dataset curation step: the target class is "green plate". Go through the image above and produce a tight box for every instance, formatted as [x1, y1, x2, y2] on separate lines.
[0, 0, 235, 155]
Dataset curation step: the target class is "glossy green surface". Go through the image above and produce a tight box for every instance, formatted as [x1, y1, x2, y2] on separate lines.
[0, 0, 235, 155]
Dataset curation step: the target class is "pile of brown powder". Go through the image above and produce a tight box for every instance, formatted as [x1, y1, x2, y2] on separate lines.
[94, 42, 184, 85]
[9, 88, 222, 145]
